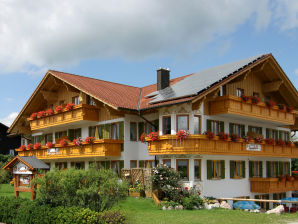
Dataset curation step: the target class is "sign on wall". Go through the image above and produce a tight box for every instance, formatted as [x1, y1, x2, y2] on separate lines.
[246, 144, 262, 152]
[47, 148, 59, 155]
[19, 175, 30, 185]
[13, 162, 32, 174]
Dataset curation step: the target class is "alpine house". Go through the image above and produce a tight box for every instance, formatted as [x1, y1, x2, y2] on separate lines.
[9, 53, 298, 209]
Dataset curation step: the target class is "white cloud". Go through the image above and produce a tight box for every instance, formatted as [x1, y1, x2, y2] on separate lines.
[295, 68, 298, 75]
[0, 0, 272, 74]
[0, 112, 18, 127]
[274, 0, 298, 30]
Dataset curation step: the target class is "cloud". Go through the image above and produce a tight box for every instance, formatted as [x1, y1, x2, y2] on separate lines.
[274, 0, 298, 30]
[295, 68, 298, 75]
[0, 0, 272, 74]
[0, 112, 18, 127]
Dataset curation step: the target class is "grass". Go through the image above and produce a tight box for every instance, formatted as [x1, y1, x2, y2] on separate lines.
[0, 184, 31, 199]
[0, 184, 298, 224]
[115, 197, 298, 224]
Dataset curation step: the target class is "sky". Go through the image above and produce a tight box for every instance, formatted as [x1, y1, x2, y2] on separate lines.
[0, 0, 298, 126]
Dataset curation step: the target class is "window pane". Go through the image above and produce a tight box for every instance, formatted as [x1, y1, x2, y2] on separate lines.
[177, 115, 188, 131]
[194, 116, 201, 134]
[130, 160, 137, 168]
[163, 117, 171, 134]
[163, 159, 171, 168]
[177, 160, 188, 180]
[194, 160, 201, 179]
[130, 122, 137, 141]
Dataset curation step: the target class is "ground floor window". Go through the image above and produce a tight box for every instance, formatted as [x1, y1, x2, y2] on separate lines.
[194, 159, 201, 180]
[99, 161, 111, 169]
[176, 159, 189, 180]
[249, 161, 263, 177]
[130, 160, 137, 168]
[55, 162, 67, 170]
[139, 160, 154, 168]
[163, 159, 171, 168]
[230, 161, 245, 179]
[255, 194, 269, 210]
[71, 162, 85, 169]
[207, 160, 225, 179]
[273, 192, 286, 207]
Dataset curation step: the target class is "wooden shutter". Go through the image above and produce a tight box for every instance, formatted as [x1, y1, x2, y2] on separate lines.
[207, 160, 212, 180]
[220, 121, 224, 132]
[68, 129, 74, 141]
[154, 119, 159, 132]
[259, 161, 263, 177]
[229, 123, 233, 135]
[242, 161, 245, 178]
[249, 161, 253, 178]
[119, 122, 124, 140]
[220, 160, 225, 179]
[207, 120, 212, 131]
[266, 161, 271, 177]
[240, 125, 245, 137]
[138, 122, 144, 139]
[139, 160, 145, 168]
[230, 161, 235, 179]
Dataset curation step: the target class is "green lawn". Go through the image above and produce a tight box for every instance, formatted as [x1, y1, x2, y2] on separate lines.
[1, 184, 298, 224]
[115, 197, 298, 224]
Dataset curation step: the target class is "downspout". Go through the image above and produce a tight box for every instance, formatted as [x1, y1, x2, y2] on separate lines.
[137, 89, 158, 166]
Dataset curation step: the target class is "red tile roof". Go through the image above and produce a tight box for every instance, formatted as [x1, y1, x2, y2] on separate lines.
[49, 70, 192, 110]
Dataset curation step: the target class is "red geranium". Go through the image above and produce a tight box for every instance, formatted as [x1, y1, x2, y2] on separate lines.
[65, 103, 75, 111]
[241, 94, 250, 102]
[276, 139, 285, 146]
[230, 134, 241, 142]
[266, 100, 276, 109]
[37, 111, 46, 118]
[176, 130, 190, 141]
[46, 142, 54, 148]
[45, 109, 53, 116]
[26, 144, 33, 150]
[55, 105, 63, 113]
[250, 96, 260, 104]
[217, 132, 229, 141]
[285, 141, 292, 147]
[148, 132, 159, 141]
[85, 136, 95, 144]
[34, 143, 41, 150]
[30, 112, 38, 120]
[19, 145, 26, 151]
[140, 133, 147, 143]
[60, 139, 69, 147]
[204, 130, 214, 139]
[265, 138, 275, 145]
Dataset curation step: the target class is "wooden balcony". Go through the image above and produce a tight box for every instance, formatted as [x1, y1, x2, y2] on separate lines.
[250, 177, 298, 193]
[28, 104, 99, 131]
[147, 135, 298, 158]
[17, 139, 122, 159]
[208, 95, 296, 125]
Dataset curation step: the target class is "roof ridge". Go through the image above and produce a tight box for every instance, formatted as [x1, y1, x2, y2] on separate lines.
[49, 70, 141, 89]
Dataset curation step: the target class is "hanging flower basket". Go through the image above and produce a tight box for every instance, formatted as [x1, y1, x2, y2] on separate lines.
[85, 136, 95, 144]
[176, 130, 189, 141]
[148, 132, 159, 141]
[250, 96, 260, 104]
[26, 144, 33, 150]
[33, 143, 41, 150]
[65, 103, 75, 111]
[46, 142, 54, 148]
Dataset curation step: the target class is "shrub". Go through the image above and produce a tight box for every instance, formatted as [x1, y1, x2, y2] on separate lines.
[182, 195, 204, 210]
[176, 130, 189, 141]
[33, 168, 128, 212]
[0, 196, 27, 224]
[45, 108, 54, 116]
[102, 210, 126, 224]
[0, 154, 14, 168]
[0, 169, 12, 184]
[19, 145, 26, 151]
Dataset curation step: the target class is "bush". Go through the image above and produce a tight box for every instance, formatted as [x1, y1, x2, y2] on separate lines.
[0, 169, 12, 184]
[182, 195, 204, 210]
[0, 154, 14, 168]
[33, 168, 128, 211]
[0, 196, 27, 224]
[102, 210, 126, 224]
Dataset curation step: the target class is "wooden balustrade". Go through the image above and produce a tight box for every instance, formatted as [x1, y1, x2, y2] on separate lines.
[17, 139, 122, 159]
[28, 104, 99, 131]
[147, 135, 298, 158]
[250, 177, 298, 193]
[208, 95, 296, 125]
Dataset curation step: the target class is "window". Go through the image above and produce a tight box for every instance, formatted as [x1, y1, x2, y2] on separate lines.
[230, 161, 245, 179]
[99, 161, 111, 169]
[55, 162, 67, 170]
[279, 161, 290, 176]
[255, 194, 269, 210]
[267, 161, 279, 177]
[89, 126, 97, 137]
[145, 160, 154, 168]
[87, 95, 96, 106]
[249, 161, 262, 177]
[111, 123, 120, 139]
[193, 115, 201, 134]
[279, 131, 290, 142]
[248, 126, 262, 135]
[176, 115, 189, 131]
[207, 120, 224, 135]
[111, 161, 120, 175]
[163, 116, 171, 135]
[207, 160, 225, 179]
[273, 192, 286, 207]
[45, 133, 53, 143]
[266, 129, 278, 141]
[33, 136, 39, 144]
[145, 122, 154, 134]
[72, 96, 79, 105]
[71, 162, 85, 170]
[229, 123, 245, 137]
[176, 159, 189, 180]
[236, 88, 244, 97]
[130, 122, 137, 141]
[253, 92, 260, 97]
[163, 159, 171, 168]
[130, 160, 137, 168]
[194, 159, 201, 180]
[55, 131, 67, 141]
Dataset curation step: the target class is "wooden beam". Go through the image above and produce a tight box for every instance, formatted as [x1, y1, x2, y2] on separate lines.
[262, 80, 283, 93]
[192, 98, 204, 110]
[40, 90, 58, 104]
[230, 70, 251, 83]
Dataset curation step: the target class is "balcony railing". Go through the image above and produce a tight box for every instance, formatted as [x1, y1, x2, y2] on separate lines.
[147, 135, 298, 158]
[28, 104, 99, 131]
[250, 177, 298, 193]
[17, 139, 122, 159]
[208, 95, 296, 125]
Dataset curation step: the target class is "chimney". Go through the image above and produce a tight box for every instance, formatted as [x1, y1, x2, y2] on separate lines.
[157, 68, 170, 91]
